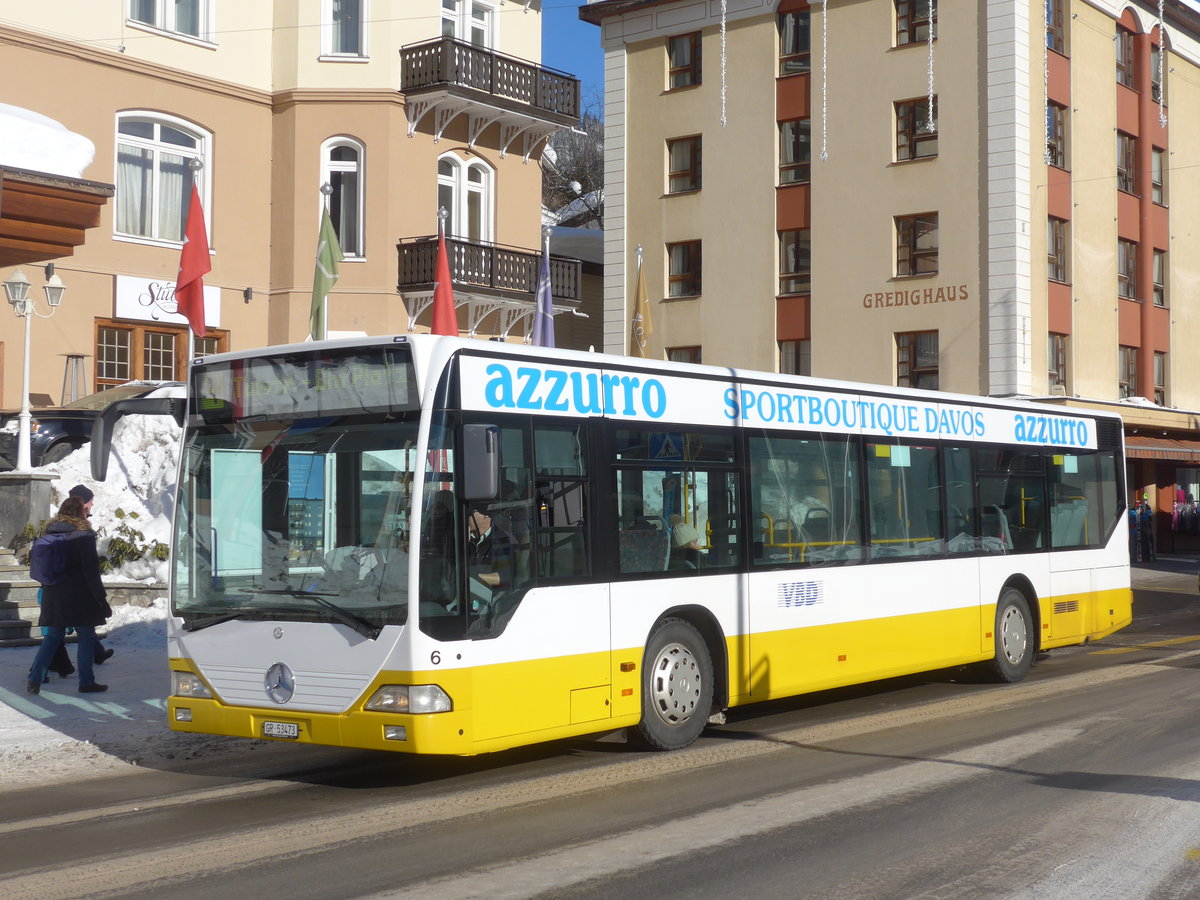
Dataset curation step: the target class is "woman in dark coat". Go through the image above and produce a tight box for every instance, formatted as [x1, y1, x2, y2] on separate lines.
[25, 496, 112, 694]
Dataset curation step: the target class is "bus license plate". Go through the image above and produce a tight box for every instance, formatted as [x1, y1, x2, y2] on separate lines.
[263, 721, 299, 739]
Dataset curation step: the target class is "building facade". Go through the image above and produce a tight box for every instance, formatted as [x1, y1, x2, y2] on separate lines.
[582, 0, 1200, 550]
[0, 0, 590, 412]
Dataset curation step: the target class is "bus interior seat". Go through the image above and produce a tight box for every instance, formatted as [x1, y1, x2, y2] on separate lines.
[802, 508, 831, 545]
[618, 527, 670, 574]
[980, 506, 1013, 552]
[1051, 499, 1088, 547]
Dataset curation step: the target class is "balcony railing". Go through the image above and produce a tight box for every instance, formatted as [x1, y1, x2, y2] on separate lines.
[401, 37, 579, 123]
[397, 235, 582, 304]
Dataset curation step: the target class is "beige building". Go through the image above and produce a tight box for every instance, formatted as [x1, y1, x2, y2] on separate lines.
[0, 0, 594, 417]
[583, 0, 1200, 549]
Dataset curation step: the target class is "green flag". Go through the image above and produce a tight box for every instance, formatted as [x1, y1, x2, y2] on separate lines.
[311, 208, 343, 340]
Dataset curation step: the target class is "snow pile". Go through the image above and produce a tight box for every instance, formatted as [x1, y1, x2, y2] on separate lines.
[0, 103, 96, 178]
[41, 385, 185, 584]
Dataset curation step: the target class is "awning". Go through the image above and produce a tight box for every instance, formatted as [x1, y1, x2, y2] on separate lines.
[1125, 435, 1200, 464]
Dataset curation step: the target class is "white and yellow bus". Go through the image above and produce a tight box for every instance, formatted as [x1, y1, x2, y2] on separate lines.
[94, 335, 1131, 754]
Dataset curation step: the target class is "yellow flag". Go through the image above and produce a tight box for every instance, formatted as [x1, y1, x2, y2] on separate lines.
[630, 259, 651, 357]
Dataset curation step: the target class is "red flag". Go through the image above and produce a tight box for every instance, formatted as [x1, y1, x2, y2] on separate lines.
[176, 184, 210, 339]
[430, 222, 457, 337]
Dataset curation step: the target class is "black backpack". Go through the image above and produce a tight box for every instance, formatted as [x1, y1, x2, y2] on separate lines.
[29, 531, 87, 586]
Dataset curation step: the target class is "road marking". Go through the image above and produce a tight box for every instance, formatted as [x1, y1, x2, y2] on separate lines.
[1090, 634, 1200, 655]
[374, 726, 1088, 900]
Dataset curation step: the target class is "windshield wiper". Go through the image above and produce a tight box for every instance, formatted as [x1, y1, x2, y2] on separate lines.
[182, 609, 257, 632]
[242, 589, 382, 640]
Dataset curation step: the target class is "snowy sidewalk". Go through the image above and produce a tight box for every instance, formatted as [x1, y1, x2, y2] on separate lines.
[0, 599, 238, 788]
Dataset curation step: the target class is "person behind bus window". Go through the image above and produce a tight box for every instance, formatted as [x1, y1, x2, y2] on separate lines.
[466, 504, 516, 591]
[669, 513, 701, 569]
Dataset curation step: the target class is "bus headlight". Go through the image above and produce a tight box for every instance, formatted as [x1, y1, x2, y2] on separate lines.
[171, 670, 213, 699]
[364, 684, 452, 714]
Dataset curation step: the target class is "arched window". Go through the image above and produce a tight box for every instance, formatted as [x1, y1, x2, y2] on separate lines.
[321, 137, 365, 258]
[115, 112, 210, 244]
[437, 153, 493, 242]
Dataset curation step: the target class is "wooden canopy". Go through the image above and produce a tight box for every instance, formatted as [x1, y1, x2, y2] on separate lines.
[0, 166, 113, 268]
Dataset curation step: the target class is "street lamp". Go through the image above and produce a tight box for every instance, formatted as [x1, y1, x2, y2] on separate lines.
[3, 267, 67, 470]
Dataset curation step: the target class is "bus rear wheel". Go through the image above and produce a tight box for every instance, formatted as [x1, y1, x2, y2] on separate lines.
[634, 618, 713, 751]
[985, 587, 1034, 683]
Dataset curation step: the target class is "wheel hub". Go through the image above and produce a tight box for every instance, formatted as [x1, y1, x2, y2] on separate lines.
[650, 641, 702, 726]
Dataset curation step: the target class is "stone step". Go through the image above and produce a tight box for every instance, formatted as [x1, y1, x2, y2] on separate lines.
[0, 582, 166, 648]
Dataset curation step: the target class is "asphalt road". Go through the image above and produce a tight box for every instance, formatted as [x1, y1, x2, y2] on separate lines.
[3, 560, 1198, 900]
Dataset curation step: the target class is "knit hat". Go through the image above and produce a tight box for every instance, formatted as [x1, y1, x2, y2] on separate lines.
[68, 484, 94, 503]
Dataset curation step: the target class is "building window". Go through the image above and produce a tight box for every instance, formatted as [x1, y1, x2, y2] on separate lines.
[1152, 148, 1166, 205]
[1117, 132, 1136, 193]
[1151, 45, 1164, 102]
[667, 136, 701, 194]
[1116, 28, 1134, 88]
[1048, 217, 1069, 283]
[1118, 239, 1137, 300]
[129, 0, 208, 40]
[779, 119, 811, 184]
[896, 0, 934, 46]
[896, 331, 938, 390]
[779, 11, 810, 74]
[322, 137, 365, 258]
[1046, 0, 1066, 54]
[1046, 103, 1067, 169]
[1155, 351, 1167, 405]
[1153, 250, 1167, 307]
[437, 153, 493, 242]
[895, 97, 937, 161]
[667, 241, 702, 297]
[896, 213, 938, 276]
[1049, 333, 1068, 392]
[779, 229, 810, 295]
[324, 0, 366, 56]
[115, 113, 209, 244]
[1118, 345, 1138, 399]
[96, 321, 228, 389]
[668, 33, 701, 89]
[442, 0, 494, 47]
[667, 346, 702, 365]
[779, 339, 811, 376]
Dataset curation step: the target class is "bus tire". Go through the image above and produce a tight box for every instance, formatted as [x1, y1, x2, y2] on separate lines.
[634, 618, 713, 751]
[986, 587, 1034, 683]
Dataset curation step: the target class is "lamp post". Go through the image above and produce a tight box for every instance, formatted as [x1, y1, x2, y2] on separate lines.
[3, 267, 66, 470]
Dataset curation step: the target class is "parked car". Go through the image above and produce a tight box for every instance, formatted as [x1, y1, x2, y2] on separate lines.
[0, 381, 183, 470]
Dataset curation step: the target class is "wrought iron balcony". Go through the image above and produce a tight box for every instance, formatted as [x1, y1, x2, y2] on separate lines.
[400, 37, 580, 158]
[397, 235, 583, 337]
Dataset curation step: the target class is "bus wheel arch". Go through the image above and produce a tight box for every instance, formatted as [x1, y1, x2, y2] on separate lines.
[985, 579, 1038, 683]
[634, 613, 721, 751]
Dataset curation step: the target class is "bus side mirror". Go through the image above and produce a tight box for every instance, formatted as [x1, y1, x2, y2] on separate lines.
[91, 397, 186, 481]
[461, 424, 500, 502]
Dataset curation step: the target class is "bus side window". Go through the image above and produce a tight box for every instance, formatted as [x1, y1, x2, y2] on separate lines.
[533, 423, 590, 581]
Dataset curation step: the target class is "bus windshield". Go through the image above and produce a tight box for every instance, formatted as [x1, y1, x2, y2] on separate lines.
[172, 344, 420, 633]
[173, 418, 418, 633]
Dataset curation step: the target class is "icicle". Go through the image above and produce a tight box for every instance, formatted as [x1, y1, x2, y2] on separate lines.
[926, 0, 935, 133]
[1158, 0, 1167, 127]
[820, 0, 829, 161]
[720, 0, 728, 127]
[1043, 0, 1052, 164]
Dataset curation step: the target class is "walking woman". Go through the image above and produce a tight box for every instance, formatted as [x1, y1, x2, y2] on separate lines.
[25, 496, 111, 694]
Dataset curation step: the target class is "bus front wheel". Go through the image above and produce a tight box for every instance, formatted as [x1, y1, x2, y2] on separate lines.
[635, 618, 714, 751]
[986, 587, 1035, 683]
